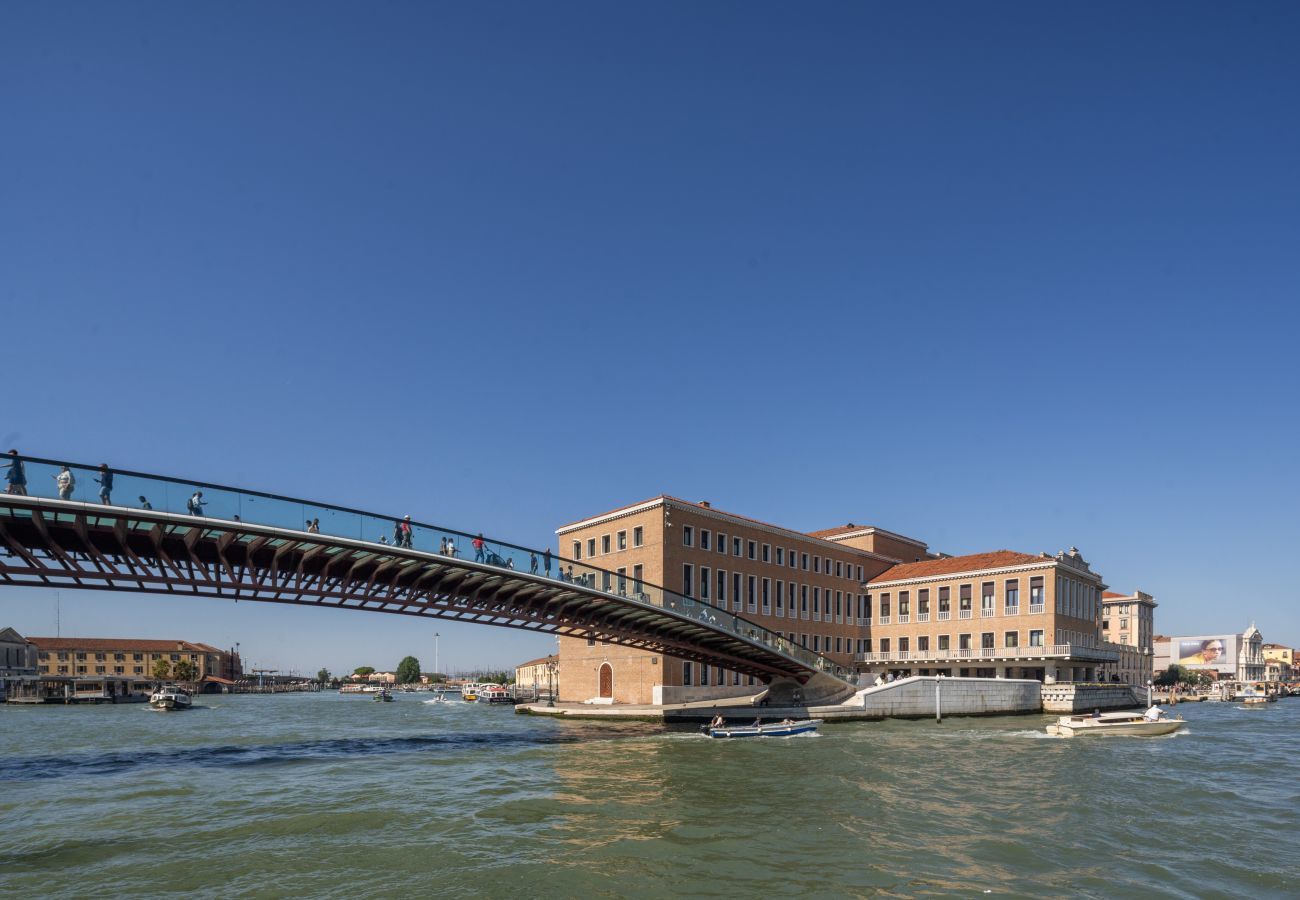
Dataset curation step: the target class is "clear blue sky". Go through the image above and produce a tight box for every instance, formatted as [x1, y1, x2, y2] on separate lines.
[3, 2, 1298, 673]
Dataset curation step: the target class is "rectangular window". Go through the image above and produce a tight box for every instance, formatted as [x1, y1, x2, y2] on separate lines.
[733, 573, 742, 611]
[938, 634, 950, 651]
[959, 634, 972, 651]
[762, 578, 771, 613]
[1004, 631, 1019, 648]
[682, 564, 693, 597]
[800, 584, 808, 617]
[733, 537, 742, 556]
[789, 549, 797, 568]
[981, 632, 995, 650]
[747, 540, 756, 560]
[836, 637, 843, 654]
[1005, 579, 1019, 611]
[813, 556, 821, 574]
[700, 529, 710, 551]
[856, 565, 863, 582]
[898, 637, 909, 653]
[586, 538, 596, 558]
[835, 590, 843, 621]
[775, 580, 784, 616]
[1029, 629, 1044, 647]
[682, 526, 693, 547]
[717, 533, 727, 554]
[801, 552, 809, 570]
[960, 584, 972, 613]
[747, 576, 757, 612]
[880, 638, 890, 653]
[939, 587, 950, 614]
[682, 661, 693, 686]
[880, 593, 890, 619]
[633, 527, 644, 547]
[633, 564, 644, 596]
[616, 567, 627, 594]
[776, 548, 784, 566]
[835, 560, 843, 578]
[700, 566, 710, 601]
[601, 534, 611, 554]
[918, 636, 930, 652]
[899, 591, 910, 617]
[617, 530, 627, 550]
[716, 569, 726, 606]
[918, 589, 930, 616]
[981, 582, 994, 614]
[133, 653, 143, 661]
[700, 665, 708, 686]
[813, 587, 821, 617]
[1030, 576, 1043, 608]
[788, 582, 796, 615]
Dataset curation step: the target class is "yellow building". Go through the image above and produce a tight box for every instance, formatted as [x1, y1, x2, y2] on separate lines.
[1101, 590, 1158, 687]
[30, 637, 238, 682]
[554, 496, 1135, 703]
[514, 655, 559, 698]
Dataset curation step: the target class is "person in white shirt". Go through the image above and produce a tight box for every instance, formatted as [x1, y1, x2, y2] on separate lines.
[54, 465, 75, 499]
[1143, 705, 1164, 722]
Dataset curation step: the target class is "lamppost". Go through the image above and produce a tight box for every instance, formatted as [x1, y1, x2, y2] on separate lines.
[546, 654, 557, 707]
[434, 632, 440, 684]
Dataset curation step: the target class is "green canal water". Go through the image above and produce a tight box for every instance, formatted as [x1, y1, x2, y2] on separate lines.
[2, 693, 1296, 898]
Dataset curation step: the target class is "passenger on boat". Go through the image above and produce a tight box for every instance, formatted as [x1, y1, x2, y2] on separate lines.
[1143, 705, 1165, 722]
[1091, 709, 1102, 719]
[709, 714, 725, 729]
[752, 717, 763, 727]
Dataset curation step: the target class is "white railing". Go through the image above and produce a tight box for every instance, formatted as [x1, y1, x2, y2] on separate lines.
[1029, 604, 1044, 614]
[861, 617, 871, 625]
[1003, 606, 1019, 616]
[959, 609, 972, 620]
[917, 612, 930, 623]
[937, 611, 950, 621]
[856, 643, 1119, 664]
[878, 615, 891, 625]
[897, 614, 910, 624]
[980, 608, 995, 618]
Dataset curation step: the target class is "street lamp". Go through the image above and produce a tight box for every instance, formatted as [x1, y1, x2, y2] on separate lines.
[434, 632, 440, 684]
[546, 654, 557, 707]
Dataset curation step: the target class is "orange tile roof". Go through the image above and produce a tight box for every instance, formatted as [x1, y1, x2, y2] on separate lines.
[1103, 591, 1127, 599]
[869, 550, 1048, 584]
[28, 637, 225, 653]
[514, 656, 555, 670]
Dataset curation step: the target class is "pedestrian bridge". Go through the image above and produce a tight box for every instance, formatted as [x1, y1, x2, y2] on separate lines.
[0, 454, 855, 692]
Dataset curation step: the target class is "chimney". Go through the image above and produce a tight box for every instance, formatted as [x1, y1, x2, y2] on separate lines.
[699, 500, 710, 508]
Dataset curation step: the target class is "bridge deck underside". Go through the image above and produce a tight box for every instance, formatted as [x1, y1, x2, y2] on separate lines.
[0, 502, 816, 682]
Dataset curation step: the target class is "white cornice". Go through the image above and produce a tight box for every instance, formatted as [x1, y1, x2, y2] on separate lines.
[555, 499, 666, 536]
[821, 526, 928, 550]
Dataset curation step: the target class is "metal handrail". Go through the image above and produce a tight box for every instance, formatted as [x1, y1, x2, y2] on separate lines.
[3, 453, 852, 680]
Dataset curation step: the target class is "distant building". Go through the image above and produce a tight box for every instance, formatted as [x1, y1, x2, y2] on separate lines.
[1156, 626, 1265, 683]
[514, 656, 559, 697]
[29, 637, 242, 686]
[0, 626, 39, 697]
[1261, 644, 1296, 682]
[1101, 590, 1157, 687]
[366, 671, 396, 684]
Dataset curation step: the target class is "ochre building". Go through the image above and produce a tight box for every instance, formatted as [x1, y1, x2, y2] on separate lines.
[30, 637, 240, 681]
[553, 496, 1134, 705]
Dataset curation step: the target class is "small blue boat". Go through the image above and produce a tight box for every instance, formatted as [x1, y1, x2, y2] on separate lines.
[705, 718, 822, 738]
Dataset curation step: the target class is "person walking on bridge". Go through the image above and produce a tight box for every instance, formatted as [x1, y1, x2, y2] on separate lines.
[472, 533, 486, 563]
[139, 495, 152, 510]
[3, 451, 27, 496]
[187, 491, 206, 516]
[529, 552, 538, 574]
[54, 465, 75, 500]
[396, 516, 412, 548]
[94, 464, 113, 505]
[543, 547, 552, 577]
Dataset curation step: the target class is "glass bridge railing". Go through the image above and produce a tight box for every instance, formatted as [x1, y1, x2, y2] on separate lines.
[1, 454, 853, 680]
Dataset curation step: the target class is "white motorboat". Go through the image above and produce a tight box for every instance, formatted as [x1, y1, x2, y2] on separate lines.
[706, 718, 822, 738]
[149, 685, 193, 711]
[1046, 710, 1184, 737]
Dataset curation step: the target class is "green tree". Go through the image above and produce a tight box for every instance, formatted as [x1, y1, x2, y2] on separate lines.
[316, 668, 332, 684]
[173, 660, 197, 682]
[152, 658, 172, 680]
[395, 656, 422, 684]
[353, 666, 375, 677]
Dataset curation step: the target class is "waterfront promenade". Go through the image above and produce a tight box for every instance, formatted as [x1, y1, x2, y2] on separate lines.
[1, 691, 1295, 897]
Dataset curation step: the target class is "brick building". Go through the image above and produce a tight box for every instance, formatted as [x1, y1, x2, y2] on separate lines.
[29, 637, 241, 684]
[553, 495, 1139, 705]
[1100, 590, 1157, 687]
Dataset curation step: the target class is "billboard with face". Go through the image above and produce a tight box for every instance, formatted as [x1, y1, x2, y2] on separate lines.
[1176, 636, 1236, 674]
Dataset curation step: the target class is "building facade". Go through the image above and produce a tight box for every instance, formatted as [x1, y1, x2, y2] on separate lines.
[514, 655, 560, 697]
[1, 626, 39, 697]
[554, 498, 908, 704]
[1100, 590, 1157, 687]
[554, 496, 1132, 703]
[858, 548, 1118, 683]
[30, 637, 240, 682]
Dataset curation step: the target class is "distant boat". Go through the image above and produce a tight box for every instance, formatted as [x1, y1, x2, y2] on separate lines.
[149, 685, 193, 711]
[478, 685, 517, 705]
[374, 688, 394, 702]
[706, 718, 821, 739]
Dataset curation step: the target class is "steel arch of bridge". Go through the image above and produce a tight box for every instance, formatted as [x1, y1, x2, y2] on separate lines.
[0, 493, 850, 686]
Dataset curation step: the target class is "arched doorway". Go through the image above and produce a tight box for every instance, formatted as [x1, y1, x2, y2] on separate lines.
[598, 663, 612, 699]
